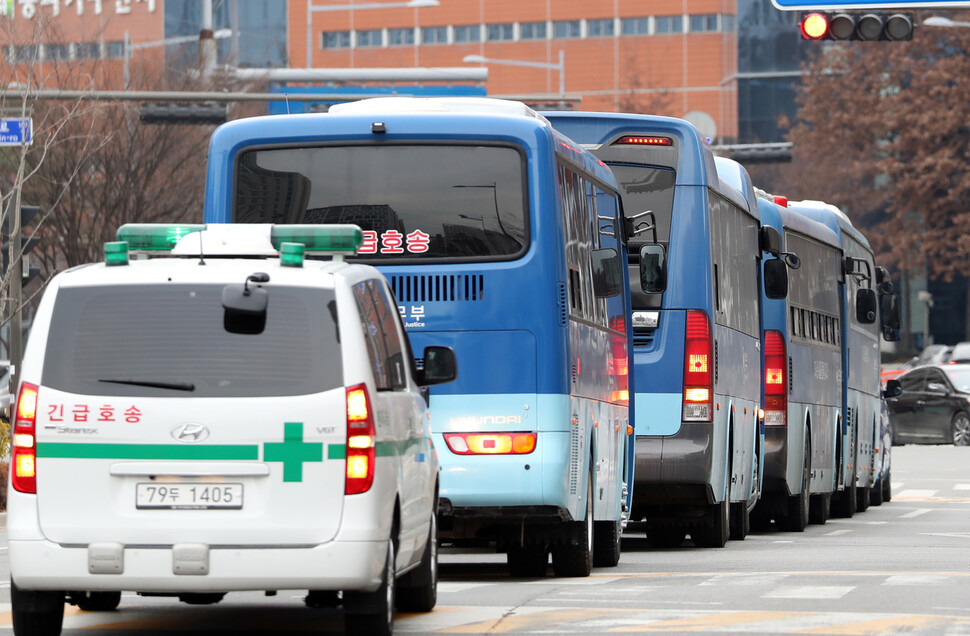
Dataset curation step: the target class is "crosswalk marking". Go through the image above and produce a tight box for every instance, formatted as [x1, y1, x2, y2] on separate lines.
[430, 607, 617, 633]
[900, 508, 932, 518]
[825, 529, 852, 536]
[609, 610, 808, 632]
[953, 484, 970, 490]
[896, 489, 938, 498]
[762, 586, 855, 600]
[794, 613, 970, 634]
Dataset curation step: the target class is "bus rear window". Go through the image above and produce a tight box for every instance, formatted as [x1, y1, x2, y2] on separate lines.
[608, 164, 675, 244]
[42, 285, 343, 398]
[233, 144, 529, 262]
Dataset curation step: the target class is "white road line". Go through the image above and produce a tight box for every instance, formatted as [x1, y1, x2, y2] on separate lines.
[901, 508, 932, 519]
[954, 484, 970, 490]
[825, 529, 852, 536]
[896, 489, 938, 498]
[762, 585, 855, 600]
[883, 575, 948, 585]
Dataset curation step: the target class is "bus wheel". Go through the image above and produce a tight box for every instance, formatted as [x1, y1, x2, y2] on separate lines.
[692, 499, 729, 548]
[856, 482, 871, 512]
[552, 471, 594, 577]
[809, 493, 831, 525]
[729, 501, 750, 540]
[781, 436, 810, 532]
[870, 476, 884, 506]
[507, 545, 548, 578]
[647, 526, 687, 548]
[832, 480, 856, 518]
[593, 520, 622, 567]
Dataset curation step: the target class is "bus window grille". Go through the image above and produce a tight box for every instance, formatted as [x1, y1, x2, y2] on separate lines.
[557, 282, 568, 326]
[632, 327, 656, 348]
[390, 275, 485, 302]
[568, 418, 582, 495]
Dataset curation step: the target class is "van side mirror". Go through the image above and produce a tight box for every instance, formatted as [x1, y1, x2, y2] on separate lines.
[764, 258, 788, 299]
[638, 244, 666, 294]
[417, 346, 457, 386]
[880, 292, 901, 342]
[884, 378, 902, 398]
[591, 248, 622, 298]
[856, 288, 877, 324]
[759, 225, 782, 257]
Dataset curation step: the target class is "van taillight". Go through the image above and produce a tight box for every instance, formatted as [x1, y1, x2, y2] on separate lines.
[12, 382, 39, 494]
[683, 310, 713, 422]
[345, 384, 375, 495]
[764, 330, 787, 426]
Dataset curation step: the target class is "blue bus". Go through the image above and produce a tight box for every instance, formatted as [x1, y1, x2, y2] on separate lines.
[202, 97, 635, 577]
[545, 113, 786, 547]
[754, 193, 844, 530]
[788, 199, 899, 516]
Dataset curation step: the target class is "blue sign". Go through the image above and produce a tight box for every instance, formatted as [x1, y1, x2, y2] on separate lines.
[772, 0, 969, 9]
[0, 118, 32, 146]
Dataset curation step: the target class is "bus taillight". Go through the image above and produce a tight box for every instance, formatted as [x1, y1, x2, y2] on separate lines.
[443, 433, 537, 455]
[682, 310, 713, 422]
[764, 330, 787, 426]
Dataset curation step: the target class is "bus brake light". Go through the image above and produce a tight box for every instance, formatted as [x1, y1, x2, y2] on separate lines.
[764, 330, 787, 426]
[683, 310, 713, 422]
[614, 135, 673, 147]
[443, 432, 537, 455]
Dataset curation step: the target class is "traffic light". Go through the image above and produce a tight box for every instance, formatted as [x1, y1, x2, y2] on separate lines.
[139, 102, 227, 125]
[800, 11, 914, 41]
[1, 203, 42, 285]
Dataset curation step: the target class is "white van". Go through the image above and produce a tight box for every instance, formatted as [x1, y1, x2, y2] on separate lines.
[7, 223, 455, 636]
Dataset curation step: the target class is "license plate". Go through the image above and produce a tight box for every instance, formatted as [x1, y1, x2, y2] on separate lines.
[136, 483, 243, 510]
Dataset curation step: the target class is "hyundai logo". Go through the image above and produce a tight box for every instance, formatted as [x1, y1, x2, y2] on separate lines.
[171, 423, 210, 443]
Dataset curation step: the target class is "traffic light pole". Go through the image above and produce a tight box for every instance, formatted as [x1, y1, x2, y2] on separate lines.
[7, 184, 23, 392]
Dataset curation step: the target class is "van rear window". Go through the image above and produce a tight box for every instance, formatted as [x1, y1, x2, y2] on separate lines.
[42, 284, 343, 398]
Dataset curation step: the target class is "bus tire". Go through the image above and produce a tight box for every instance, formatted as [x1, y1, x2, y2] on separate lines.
[856, 482, 871, 512]
[833, 480, 856, 518]
[729, 501, 750, 540]
[593, 520, 622, 567]
[11, 580, 64, 636]
[692, 499, 729, 548]
[870, 477, 884, 506]
[882, 471, 892, 502]
[396, 512, 437, 613]
[507, 545, 548, 578]
[551, 470, 594, 577]
[781, 436, 810, 532]
[809, 493, 830, 525]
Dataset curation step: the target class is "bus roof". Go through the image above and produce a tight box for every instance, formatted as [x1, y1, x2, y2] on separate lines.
[713, 156, 758, 216]
[206, 97, 616, 193]
[540, 111, 719, 188]
[787, 199, 872, 254]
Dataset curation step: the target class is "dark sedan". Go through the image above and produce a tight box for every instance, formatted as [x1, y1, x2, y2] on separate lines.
[888, 364, 970, 446]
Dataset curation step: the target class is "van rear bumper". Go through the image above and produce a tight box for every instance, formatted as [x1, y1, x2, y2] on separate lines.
[9, 538, 387, 593]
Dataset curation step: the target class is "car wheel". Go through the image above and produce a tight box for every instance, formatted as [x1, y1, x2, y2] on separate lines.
[12, 579, 64, 636]
[396, 513, 438, 612]
[68, 591, 121, 612]
[551, 469, 594, 577]
[345, 539, 395, 636]
[951, 412, 970, 446]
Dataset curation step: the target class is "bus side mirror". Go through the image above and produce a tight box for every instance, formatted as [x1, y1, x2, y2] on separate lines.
[764, 258, 788, 300]
[884, 378, 902, 398]
[592, 248, 622, 298]
[638, 244, 666, 294]
[417, 346, 457, 386]
[759, 225, 783, 257]
[856, 288, 877, 324]
[880, 292, 901, 342]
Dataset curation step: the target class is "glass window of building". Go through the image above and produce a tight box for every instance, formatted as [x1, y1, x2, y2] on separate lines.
[553, 20, 581, 39]
[486, 23, 514, 41]
[105, 41, 126, 58]
[45, 43, 73, 60]
[323, 31, 351, 49]
[356, 29, 383, 48]
[621, 17, 649, 36]
[76, 42, 101, 58]
[587, 18, 615, 37]
[520, 21, 547, 40]
[655, 16, 683, 34]
[690, 14, 719, 32]
[721, 14, 736, 32]
[389, 27, 415, 46]
[454, 24, 482, 43]
[421, 26, 448, 44]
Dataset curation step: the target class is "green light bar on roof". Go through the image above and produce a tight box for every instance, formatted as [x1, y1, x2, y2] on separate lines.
[270, 225, 363, 254]
[116, 224, 206, 251]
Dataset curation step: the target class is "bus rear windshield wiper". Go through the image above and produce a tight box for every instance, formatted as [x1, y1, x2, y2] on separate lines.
[98, 378, 196, 392]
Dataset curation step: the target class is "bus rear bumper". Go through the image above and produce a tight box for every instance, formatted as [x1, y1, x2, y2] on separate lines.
[632, 423, 715, 509]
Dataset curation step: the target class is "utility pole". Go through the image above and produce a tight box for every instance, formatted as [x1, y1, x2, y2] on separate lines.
[200, 0, 217, 80]
[7, 180, 23, 391]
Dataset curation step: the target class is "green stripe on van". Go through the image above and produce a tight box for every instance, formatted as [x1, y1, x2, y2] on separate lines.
[36, 443, 259, 460]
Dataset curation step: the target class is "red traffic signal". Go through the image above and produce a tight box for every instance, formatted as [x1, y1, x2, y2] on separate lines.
[799, 11, 914, 41]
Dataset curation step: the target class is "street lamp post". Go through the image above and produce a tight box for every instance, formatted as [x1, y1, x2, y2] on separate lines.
[306, 0, 439, 69]
[463, 50, 566, 100]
